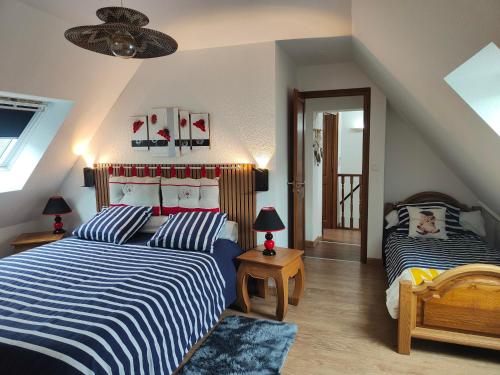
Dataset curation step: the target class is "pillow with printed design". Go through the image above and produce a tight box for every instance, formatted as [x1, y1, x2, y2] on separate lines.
[396, 201, 463, 235]
[407, 206, 448, 240]
[109, 176, 161, 216]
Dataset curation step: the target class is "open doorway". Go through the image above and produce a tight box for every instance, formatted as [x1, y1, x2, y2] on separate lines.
[289, 88, 370, 263]
[320, 110, 363, 260]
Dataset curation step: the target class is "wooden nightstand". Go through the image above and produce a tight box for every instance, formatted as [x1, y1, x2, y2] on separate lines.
[11, 231, 65, 254]
[236, 247, 305, 321]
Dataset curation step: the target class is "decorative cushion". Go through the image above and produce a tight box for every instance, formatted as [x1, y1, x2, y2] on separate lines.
[199, 178, 220, 211]
[109, 176, 161, 216]
[147, 211, 227, 253]
[396, 202, 462, 235]
[73, 206, 153, 244]
[459, 210, 486, 237]
[407, 206, 448, 240]
[161, 177, 220, 215]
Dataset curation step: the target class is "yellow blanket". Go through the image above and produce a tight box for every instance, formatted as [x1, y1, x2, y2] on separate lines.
[407, 268, 444, 285]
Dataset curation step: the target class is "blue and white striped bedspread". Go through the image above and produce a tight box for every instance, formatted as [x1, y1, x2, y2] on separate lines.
[0, 238, 226, 375]
[385, 231, 500, 285]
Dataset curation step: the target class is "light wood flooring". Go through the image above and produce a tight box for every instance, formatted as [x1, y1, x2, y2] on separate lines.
[306, 229, 361, 261]
[305, 241, 360, 261]
[182, 257, 500, 374]
[322, 228, 361, 244]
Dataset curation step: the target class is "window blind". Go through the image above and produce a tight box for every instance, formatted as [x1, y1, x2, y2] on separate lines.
[0, 109, 35, 138]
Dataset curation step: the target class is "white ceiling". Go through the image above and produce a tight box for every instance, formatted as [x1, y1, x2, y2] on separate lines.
[19, 0, 353, 51]
[277, 37, 353, 66]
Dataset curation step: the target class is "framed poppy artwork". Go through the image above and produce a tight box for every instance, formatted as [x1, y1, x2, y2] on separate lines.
[190, 113, 210, 149]
[130, 115, 149, 151]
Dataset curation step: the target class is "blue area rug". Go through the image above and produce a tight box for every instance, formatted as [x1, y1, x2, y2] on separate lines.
[179, 315, 298, 375]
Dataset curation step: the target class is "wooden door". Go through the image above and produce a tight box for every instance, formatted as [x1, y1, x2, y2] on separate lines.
[290, 89, 306, 250]
[322, 113, 338, 230]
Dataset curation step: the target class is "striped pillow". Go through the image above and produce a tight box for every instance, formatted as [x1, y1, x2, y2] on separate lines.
[147, 211, 227, 253]
[396, 202, 463, 235]
[73, 206, 153, 244]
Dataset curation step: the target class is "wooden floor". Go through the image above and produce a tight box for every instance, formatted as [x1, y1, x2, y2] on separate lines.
[322, 228, 361, 245]
[305, 241, 360, 261]
[187, 258, 500, 374]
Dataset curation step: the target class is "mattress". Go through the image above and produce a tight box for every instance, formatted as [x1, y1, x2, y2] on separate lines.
[384, 231, 500, 318]
[0, 235, 243, 374]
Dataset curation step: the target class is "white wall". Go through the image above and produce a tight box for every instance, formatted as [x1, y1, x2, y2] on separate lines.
[306, 111, 324, 242]
[0, 220, 42, 258]
[60, 42, 295, 247]
[338, 110, 363, 174]
[272, 45, 297, 245]
[299, 62, 387, 259]
[384, 106, 478, 205]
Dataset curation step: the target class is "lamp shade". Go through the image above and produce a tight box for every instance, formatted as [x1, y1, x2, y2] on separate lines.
[42, 196, 72, 215]
[253, 207, 285, 232]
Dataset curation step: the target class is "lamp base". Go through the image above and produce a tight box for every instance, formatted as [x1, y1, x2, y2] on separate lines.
[262, 248, 276, 256]
[53, 215, 66, 234]
[263, 232, 276, 256]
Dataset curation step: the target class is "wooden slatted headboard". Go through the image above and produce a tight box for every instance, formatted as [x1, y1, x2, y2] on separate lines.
[93, 163, 257, 250]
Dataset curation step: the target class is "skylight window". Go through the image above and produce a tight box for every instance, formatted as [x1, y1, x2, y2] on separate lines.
[444, 42, 500, 136]
[0, 103, 40, 168]
[0, 92, 73, 193]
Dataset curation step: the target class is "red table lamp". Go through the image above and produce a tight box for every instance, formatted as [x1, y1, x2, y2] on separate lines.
[253, 207, 285, 256]
[43, 196, 72, 234]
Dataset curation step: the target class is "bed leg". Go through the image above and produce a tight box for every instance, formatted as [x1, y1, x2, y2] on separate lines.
[398, 280, 415, 355]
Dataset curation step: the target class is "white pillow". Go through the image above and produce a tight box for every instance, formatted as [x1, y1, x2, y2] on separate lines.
[408, 206, 448, 240]
[460, 210, 486, 237]
[140, 215, 169, 233]
[385, 210, 399, 229]
[109, 176, 161, 216]
[218, 220, 238, 242]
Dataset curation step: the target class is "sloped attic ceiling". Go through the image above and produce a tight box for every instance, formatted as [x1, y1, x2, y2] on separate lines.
[19, 0, 352, 51]
[0, 0, 141, 228]
[351, 0, 500, 213]
[1, 0, 352, 229]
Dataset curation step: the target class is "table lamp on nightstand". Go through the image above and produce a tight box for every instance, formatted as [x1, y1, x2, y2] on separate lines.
[253, 207, 285, 256]
[43, 196, 72, 234]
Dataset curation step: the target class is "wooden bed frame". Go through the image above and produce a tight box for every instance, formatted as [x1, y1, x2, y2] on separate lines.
[93, 163, 257, 250]
[384, 192, 500, 354]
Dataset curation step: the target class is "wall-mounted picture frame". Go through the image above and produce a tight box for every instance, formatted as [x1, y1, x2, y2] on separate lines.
[130, 115, 149, 151]
[148, 107, 177, 157]
[178, 110, 191, 154]
[190, 113, 210, 149]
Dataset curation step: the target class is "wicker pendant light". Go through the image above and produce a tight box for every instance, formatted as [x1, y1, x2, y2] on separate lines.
[64, 5, 177, 59]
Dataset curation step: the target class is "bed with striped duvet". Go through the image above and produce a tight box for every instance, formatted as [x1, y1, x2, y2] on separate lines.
[384, 231, 500, 318]
[0, 238, 226, 375]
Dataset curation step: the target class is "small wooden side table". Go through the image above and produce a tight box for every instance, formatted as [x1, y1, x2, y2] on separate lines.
[237, 247, 305, 321]
[11, 231, 65, 254]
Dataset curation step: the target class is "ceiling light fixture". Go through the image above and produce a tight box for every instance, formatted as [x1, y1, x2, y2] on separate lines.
[64, 2, 177, 59]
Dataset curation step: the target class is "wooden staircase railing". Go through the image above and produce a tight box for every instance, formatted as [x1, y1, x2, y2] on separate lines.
[338, 173, 362, 230]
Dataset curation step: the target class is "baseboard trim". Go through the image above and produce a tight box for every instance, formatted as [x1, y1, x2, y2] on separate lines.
[305, 236, 321, 248]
